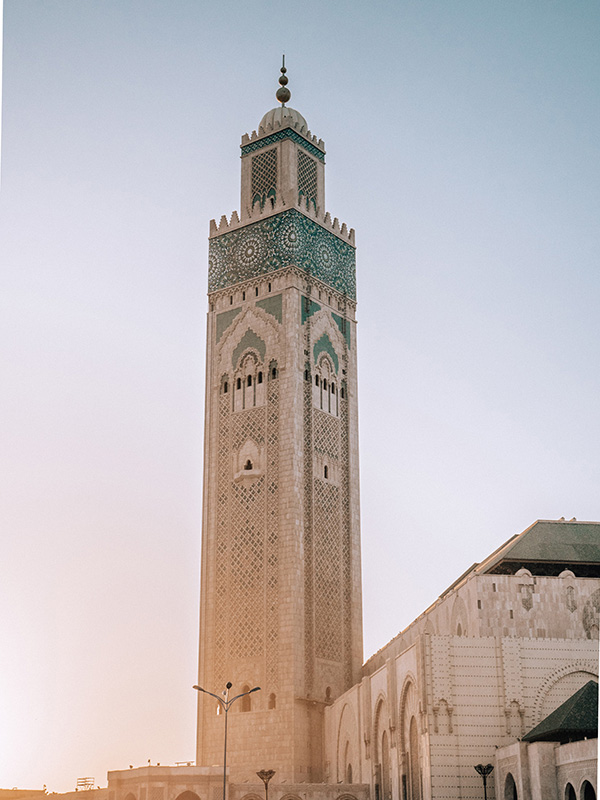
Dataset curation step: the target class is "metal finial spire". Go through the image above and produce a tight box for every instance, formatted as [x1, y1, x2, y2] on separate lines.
[276, 55, 291, 106]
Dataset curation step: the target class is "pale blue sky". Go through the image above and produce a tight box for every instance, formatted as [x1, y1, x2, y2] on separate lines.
[1, 0, 599, 792]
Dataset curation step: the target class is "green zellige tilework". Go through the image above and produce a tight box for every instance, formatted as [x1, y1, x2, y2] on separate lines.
[216, 307, 242, 342]
[209, 209, 355, 299]
[301, 296, 321, 324]
[256, 293, 283, 323]
[241, 128, 325, 163]
[313, 333, 339, 373]
[232, 329, 266, 368]
[331, 312, 351, 349]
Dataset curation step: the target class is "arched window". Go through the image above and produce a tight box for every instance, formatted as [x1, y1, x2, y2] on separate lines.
[271, 367, 277, 379]
[341, 387, 345, 399]
[230, 295, 233, 305]
[331, 382, 335, 393]
[582, 782, 597, 800]
[315, 375, 320, 386]
[255, 286, 259, 296]
[247, 375, 252, 387]
[564, 784, 576, 800]
[324, 466, 328, 479]
[242, 291, 246, 301]
[237, 377, 241, 390]
[305, 369, 309, 381]
[240, 685, 252, 712]
[223, 381, 228, 394]
[258, 371, 263, 384]
[268, 693, 276, 710]
[268, 282, 272, 292]
[323, 379, 328, 391]
[504, 773, 517, 800]
[244, 459, 253, 471]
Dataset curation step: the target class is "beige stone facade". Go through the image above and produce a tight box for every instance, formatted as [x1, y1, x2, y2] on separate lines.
[324, 521, 599, 800]
[195, 97, 363, 784]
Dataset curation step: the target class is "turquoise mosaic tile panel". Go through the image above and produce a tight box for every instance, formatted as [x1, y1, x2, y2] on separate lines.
[331, 312, 351, 349]
[216, 307, 242, 342]
[256, 293, 283, 323]
[232, 329, 266, 368]
[241, 128, 325, 162]
[301, 296, 321, 324]
[209, 209, 355, 299]
[313, 333, 339, 373]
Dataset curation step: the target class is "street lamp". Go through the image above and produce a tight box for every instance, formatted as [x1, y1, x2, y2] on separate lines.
[194, 682, 261, 800]
[474, 764, 494, 800]
[256, 770, 275, 800]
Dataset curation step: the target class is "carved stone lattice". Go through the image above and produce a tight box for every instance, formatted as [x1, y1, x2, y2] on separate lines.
[215, 398, 268, 676]
[251, 149, 277, 209]
[215, 393, 230, 686]
[298, 150, 317, 208]
[266, 379, 280, 688]
[303, 371, 315, 690]
[314, 408, 339, 460]
[340, 392, 353, 687]
[314, 477, 343, 661]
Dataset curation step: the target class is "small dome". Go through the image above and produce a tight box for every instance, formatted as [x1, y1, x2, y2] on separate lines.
[259, 106, 308, 133]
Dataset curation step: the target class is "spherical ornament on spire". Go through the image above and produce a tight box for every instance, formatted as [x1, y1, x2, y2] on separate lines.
[276, 61, 291, 105]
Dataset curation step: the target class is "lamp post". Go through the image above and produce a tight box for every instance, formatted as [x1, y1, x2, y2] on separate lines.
[256, 770, 275, 800]
[474, 764, 494, 800]
[194, 682, 261, 800]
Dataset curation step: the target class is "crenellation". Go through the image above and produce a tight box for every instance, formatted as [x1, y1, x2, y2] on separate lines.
[208, 200, 355, 244]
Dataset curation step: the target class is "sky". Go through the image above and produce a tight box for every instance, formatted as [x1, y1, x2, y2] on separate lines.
[1, 0, 599, 792]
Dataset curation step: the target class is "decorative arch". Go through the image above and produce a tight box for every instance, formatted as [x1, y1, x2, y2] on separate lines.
[336, 703, 358, 784]
[399, 678, 421, 800]
[422, 618, 435, 635]
[504, 773, 518, 800]
[232, 329, 266, 368]
[583, 588, 600, 639]
[581, 781, 597, 800]
[533, 661, 598, 724]
[564, 784, 576, 800]
[373, 694, 391, 800]
[174, 792, 201, 800]
[450, 594, 468, 637]
[217, 306, 280, 378]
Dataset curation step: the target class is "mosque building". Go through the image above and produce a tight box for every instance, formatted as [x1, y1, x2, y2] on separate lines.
[107, 68, 599, 800]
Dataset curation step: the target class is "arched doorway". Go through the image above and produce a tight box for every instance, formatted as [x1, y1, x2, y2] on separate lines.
[380, 729, 391, 800]
[582, 781, 597, 800]
[564, 784, 576, 800]
[408, 717, 420, 800]
[504, 773, 518, 800]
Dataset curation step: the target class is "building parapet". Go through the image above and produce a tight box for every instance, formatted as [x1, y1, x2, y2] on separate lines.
[209, 195, 355, 247]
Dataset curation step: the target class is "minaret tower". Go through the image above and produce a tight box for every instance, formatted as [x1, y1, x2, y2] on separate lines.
[196, 64, 362, 784]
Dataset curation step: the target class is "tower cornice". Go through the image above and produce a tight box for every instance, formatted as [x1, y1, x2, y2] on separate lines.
[241, 125, 326, 162]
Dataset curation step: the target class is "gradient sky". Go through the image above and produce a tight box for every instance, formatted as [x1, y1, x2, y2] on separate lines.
[1, 0, 599, 793]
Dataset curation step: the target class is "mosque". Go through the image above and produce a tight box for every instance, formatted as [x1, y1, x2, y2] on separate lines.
[107, 68, 599, 800]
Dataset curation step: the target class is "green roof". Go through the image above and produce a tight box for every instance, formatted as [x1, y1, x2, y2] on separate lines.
[477, 519, 600, 576]
[523, 681, 598, 744]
